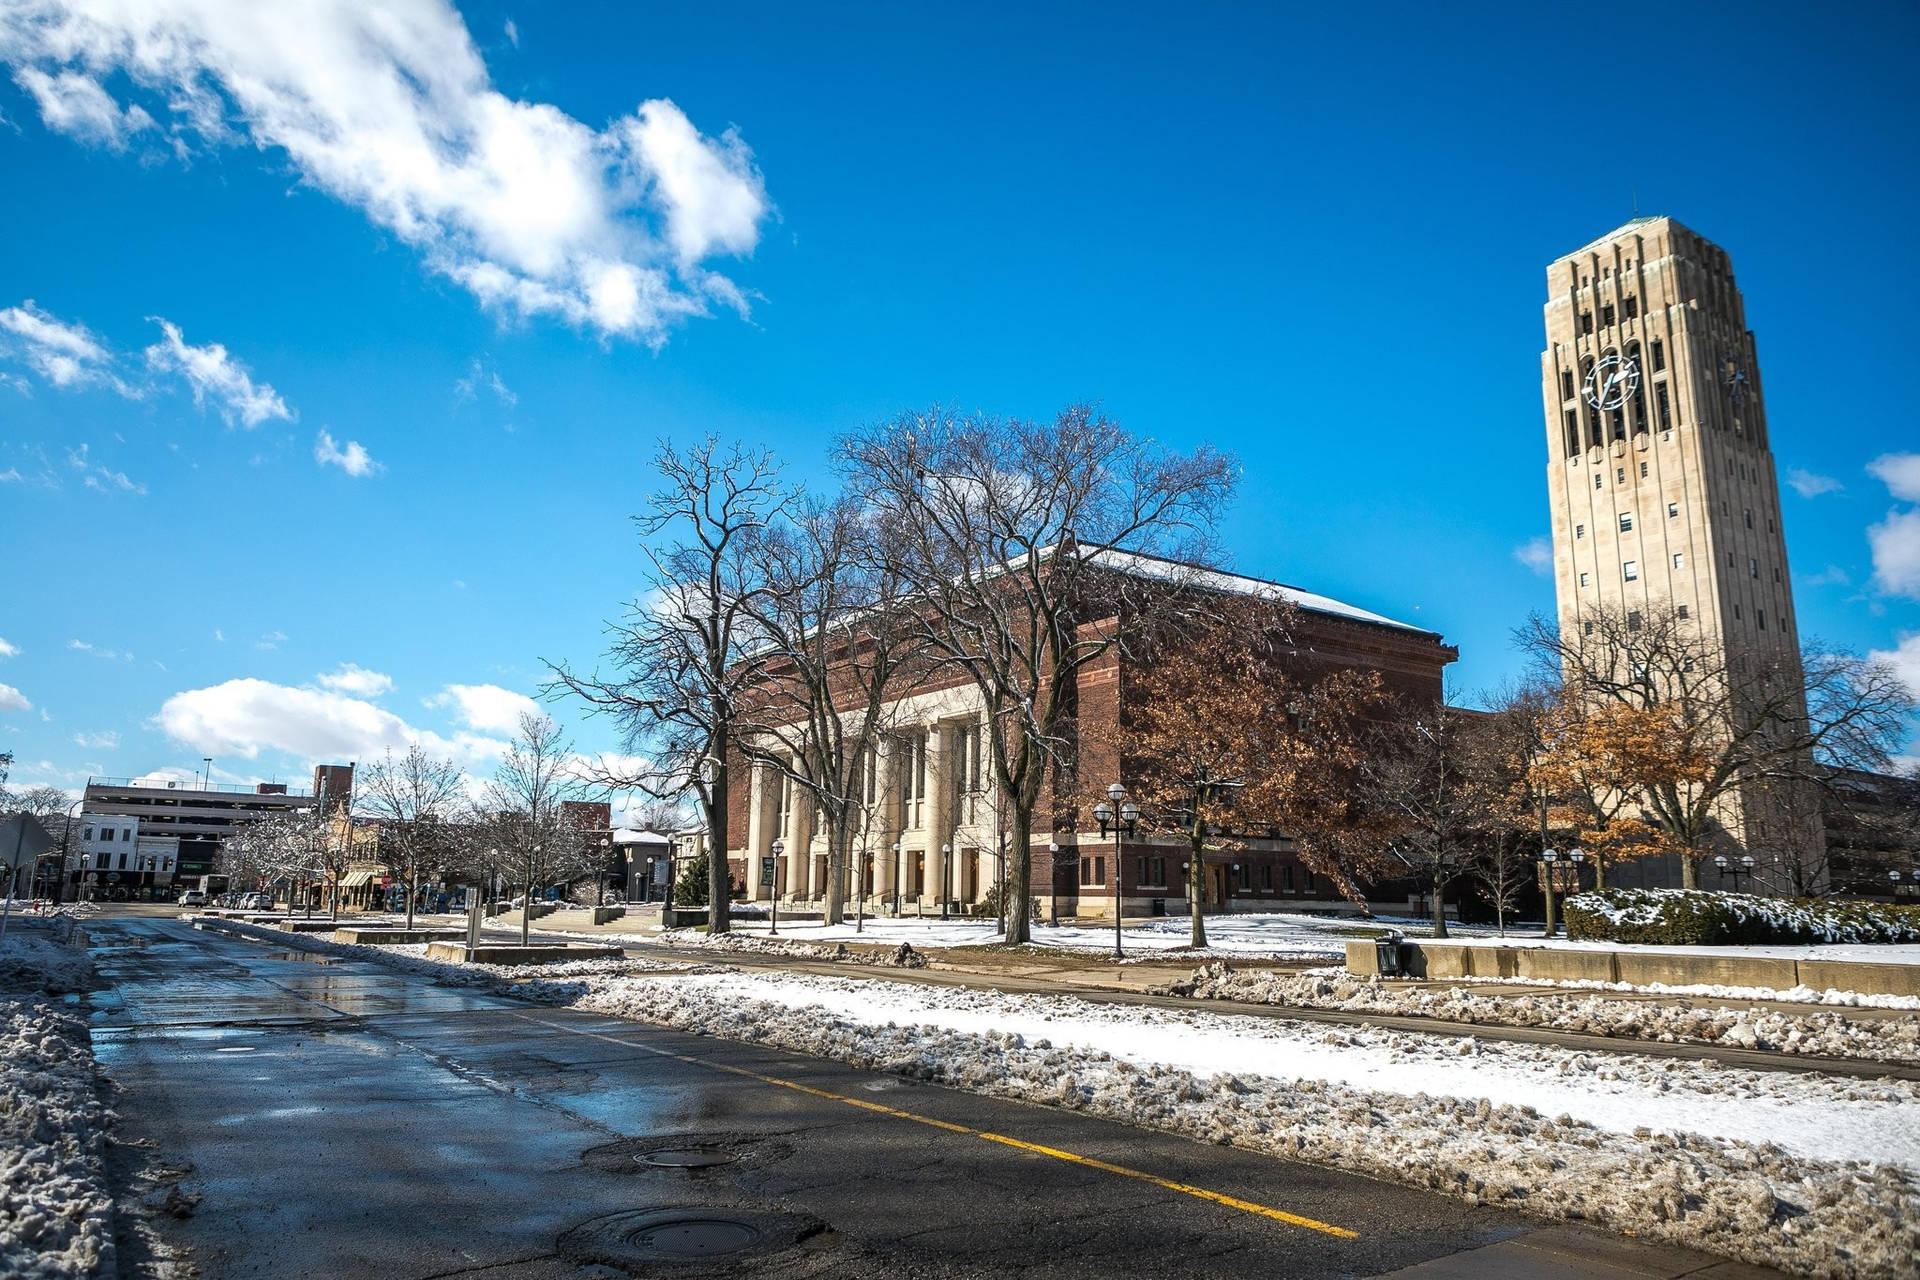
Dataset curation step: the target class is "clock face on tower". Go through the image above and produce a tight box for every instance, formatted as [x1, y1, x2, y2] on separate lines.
[1582, 351, 1640, 410]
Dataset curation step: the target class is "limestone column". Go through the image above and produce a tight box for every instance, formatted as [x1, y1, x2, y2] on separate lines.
[744, 761, 769, 902]
[873, 740, 897, 911]
[924, 724, 949, 909]
[779, 770, 804, 903]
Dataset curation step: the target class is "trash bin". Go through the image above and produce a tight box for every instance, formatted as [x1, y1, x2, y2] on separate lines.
[1374, 929, 1405, 977]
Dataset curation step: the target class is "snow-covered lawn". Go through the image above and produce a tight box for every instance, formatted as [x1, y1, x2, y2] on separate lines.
[1168, 965, 1920, 1062]
[658, 910, 1485, 961]
[1420, 934, 1920, 965]
[208, 915, 1919, 1277]
[0, 917, 115, 1280]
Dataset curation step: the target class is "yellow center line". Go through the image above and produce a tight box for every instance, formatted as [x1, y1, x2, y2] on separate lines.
[509, 1012, 1358, 1240]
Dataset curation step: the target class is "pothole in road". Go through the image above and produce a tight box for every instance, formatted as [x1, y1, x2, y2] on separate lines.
[557, 1208, 826, 1276]
[582, 1132, 792, 1177]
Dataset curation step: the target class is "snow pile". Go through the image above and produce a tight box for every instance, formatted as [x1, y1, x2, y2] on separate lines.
[565, 974, 1917, 1279]
[0, 927, 114, 1279]
[1566, 889, 1920, 946]
[1398, 972, 1920, 1012]
[1163, 963, 1920, 1065]
[696, 932, 929, 968]
[0, 925, 94, 997]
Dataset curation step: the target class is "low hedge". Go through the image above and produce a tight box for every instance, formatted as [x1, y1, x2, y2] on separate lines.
[1562, 887, 1920, 946]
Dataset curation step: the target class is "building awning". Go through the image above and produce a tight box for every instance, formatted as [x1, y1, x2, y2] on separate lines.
[340, 870, 374, 887]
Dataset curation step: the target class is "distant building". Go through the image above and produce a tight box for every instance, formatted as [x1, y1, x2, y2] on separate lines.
[75, 763, 353, 900]
[611, 828, 673, 901]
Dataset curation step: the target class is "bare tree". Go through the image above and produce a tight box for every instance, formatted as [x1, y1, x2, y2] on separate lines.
[1362, 699, 1491, 939]
[486, 712, 591, 944]
[1520, 605, 1914, 889]
[358, 745, 467, 929]
[734, 497, 923, 924]
[840, 405, 1236, 943]
[548, 437, 785, 934]
[220, 808, 322, 914]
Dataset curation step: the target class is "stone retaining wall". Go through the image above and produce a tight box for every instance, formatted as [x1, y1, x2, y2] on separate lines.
[333, 928, 466, 945]
[423, 941, 625, 965]
[1345, 939, 1920, 998]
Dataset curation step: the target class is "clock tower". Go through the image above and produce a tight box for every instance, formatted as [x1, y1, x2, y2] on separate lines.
[1539, 216, 1822, 883]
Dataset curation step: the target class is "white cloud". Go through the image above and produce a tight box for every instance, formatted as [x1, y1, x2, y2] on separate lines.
[1800, 565, 1851, 589]
[1869, 453, 1920, 504]
[1511, 537, 1552, 576]
[0, 637, 17, 658]
[0, 682, 29, 713]
[313, 429, 382, 477]
[144, 319, 291, 426]
[1786, 468, 1842, 499]
[426, 683, 538, 735]
[317, 663, 393, 697]
[153, 676, 504, 768]
[1869, 507, 1920, 601]
[0, 1, 772, 344]
[65, 442, 146, 495]
[72, 729, 118, 749]
[0, 300, 130, 391]
[13, 65, 152, 147]
[254, 630, 288, 651]
[68, 638, 132, 661]
[454, 359, 516, 407]
[1870, 634, 1920, 703]
[502, 18, 519, 48]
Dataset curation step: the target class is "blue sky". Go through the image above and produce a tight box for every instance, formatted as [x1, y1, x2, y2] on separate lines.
[2, 0, 1917, 800]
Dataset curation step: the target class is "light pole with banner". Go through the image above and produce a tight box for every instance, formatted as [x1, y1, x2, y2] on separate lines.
[768, 838, 784, 935]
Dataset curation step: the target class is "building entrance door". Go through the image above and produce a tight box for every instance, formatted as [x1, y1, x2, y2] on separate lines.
[962, 848, 978, 902]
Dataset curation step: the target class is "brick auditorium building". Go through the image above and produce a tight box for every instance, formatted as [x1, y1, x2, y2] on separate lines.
[722, 551, 1456, 920]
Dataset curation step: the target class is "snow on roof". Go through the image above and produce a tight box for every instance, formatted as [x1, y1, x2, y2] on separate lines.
[1081, 548, 1436, 635]
[610, 827, 672, 845]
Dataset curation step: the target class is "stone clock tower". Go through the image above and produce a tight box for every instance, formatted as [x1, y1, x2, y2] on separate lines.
[1539, 216, 1821, 883]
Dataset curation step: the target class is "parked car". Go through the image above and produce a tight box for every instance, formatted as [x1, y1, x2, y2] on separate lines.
[242, 892, 274, 910]
[178, 889, 208, 907]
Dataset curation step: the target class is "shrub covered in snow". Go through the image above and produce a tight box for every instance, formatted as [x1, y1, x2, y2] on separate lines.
[1565, 888, 1920, 946]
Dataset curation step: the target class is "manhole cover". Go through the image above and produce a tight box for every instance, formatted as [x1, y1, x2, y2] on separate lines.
[582, 1132, 792, 1176]
[640, 1147, 738, 1169]
[557, 1207, 826, 1275]
[631, 1217, 759, 1256]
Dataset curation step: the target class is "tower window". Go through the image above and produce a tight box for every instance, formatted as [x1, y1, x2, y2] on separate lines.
[1651, 339, 1665, 371]
[1576, 523, 1585, 539]
[1610, 408, 1626, 440]
[1627, 610, 1643, 630]
[1601, 303, 1616, 327]
[1583, 621, 1595, 636]
[1623, 295, 1639, 319]
[1594, 474, 1603, 490]
[1750, 558, 1759, 578]
[1561, 370, 1575, 401]
[1623, 560, 1639, 581]
[1673, 553, 1685, 569]
[1773, 566, 1781, 583]
[1677, 605, 1690, 619]
[1733, 604, 1742, 620]
[1639, 461, 1648, 478]
[1579, 572, 1590, 586]
[1668, 502, 1679, 518]
[1618, 512, 1633, 532]
[1564, 409, 1579, 453]
[1744, 507, 1753, 529]
[1758, 610, 1766, 630]
[1655, 383, 1672, 431]
[1580, 311, 1595, 335]
[1728, 552, 1736, 568]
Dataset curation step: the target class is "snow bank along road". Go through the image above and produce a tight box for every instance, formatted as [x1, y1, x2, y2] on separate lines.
[198, 917, 1920, 1279]
[97, 914, 1786, 1280]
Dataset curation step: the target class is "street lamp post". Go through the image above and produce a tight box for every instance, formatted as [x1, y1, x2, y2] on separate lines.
[939, 843, 952, 920]
[1713, 853, 1756, 892]
[1094, 782, 1139, 962]
[1540, 847, 1560, 938]
[769, 838, 784, 936]
[1047, 841, 1062, 927]
[855, 847, 868, 934]
[890, 841, 903, 915]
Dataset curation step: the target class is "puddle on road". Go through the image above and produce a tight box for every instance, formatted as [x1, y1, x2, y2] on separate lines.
[263, 952, 340, 964]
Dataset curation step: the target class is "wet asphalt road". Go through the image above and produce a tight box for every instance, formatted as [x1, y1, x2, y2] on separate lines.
[85, 916, 1587, 1279]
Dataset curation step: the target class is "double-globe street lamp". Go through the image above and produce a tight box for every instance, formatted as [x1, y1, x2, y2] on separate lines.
[1712, 853, 1756, 892]
[1538, 846, 1585, 938]
[1092, 782, 1140, 962]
